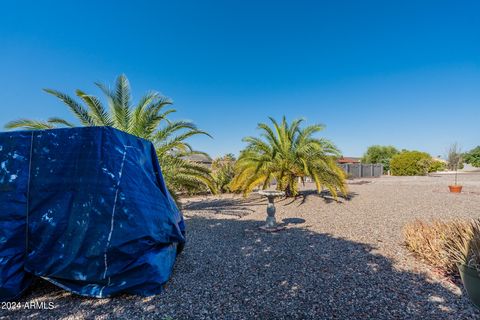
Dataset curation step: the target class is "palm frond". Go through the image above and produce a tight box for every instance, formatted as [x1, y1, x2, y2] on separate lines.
[47, 117, 75, 127]
[95, 80, 128, 130]
[133, 98, 174, 138]
[114, 74, 132, 130]
[43, 89, 95, 126]
[76, 90, 112, 126]
[5, 119, 55, 130]
[129, 91, 161, 133]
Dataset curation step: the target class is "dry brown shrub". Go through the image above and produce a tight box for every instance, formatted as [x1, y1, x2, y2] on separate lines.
[403, 219, 472, 276]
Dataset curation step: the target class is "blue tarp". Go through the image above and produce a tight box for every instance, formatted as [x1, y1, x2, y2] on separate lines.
[0, 126, 185, 300]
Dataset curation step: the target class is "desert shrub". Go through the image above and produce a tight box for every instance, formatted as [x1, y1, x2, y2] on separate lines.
[445, 220, 480, 271]
[390, 151, 432, 176]
[428, 160, 446, 173]
[403, 219, 472, 276]
[211, 154, 236, 193]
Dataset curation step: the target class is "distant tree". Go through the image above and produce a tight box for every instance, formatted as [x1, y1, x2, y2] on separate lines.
[463, 146, 480, 168]
[211, 154, 236, 193]
[446, 143, 463, 171]
[230, 117, 346, 197]
[361, 145, 399, 172]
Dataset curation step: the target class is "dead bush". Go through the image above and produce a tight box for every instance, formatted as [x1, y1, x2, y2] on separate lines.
[403, 219, 472, 276]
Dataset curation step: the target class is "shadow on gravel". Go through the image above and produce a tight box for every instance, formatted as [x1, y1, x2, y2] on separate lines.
[289, 190, 358, 206]
[282, 217, 306, 225]
[182, 194, 266, 217]
[183, 190, 358, 216]
[7, 217, 479, 320]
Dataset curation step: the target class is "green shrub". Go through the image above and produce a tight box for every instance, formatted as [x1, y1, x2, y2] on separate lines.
[428, 160, 446, 173]
[390, 151, 432, 176]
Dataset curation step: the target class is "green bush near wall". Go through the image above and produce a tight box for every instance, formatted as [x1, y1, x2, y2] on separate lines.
[428, 160, 446, 173]
[390, 151, 433, 176]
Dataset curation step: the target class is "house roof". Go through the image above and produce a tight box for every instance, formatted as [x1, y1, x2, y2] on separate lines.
[183, 154, 212, 163]
[337, 157, 361, 164]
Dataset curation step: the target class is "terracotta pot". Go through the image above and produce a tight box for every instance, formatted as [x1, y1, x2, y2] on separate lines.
[458, 264, 480, 310]
[449, 185, 463, 193]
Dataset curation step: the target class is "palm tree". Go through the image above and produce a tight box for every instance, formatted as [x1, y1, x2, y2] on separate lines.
[5, 74, 215, 196]
[211, 154, 237, 193]
[230, 116, 346, 197]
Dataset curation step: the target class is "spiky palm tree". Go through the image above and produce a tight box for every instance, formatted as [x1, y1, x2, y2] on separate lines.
[230, 116, 346, 197]
[211, 154, 236, 193]
[5, 74, 215, 196]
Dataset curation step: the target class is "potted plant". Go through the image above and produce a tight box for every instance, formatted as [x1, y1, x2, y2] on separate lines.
[448, 168, 462, 193]
[447, 143, 463, 193]
[447, 221, 480, 309]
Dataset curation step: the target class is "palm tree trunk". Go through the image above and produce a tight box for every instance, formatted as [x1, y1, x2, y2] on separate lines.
[285, 184, 293, 197]
[284, 176, 298, 197]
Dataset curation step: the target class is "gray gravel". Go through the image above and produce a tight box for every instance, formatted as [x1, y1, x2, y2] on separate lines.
[3, 173, 480, 319]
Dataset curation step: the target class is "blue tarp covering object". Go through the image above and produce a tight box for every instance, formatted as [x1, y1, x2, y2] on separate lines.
[0, 126, 185, 300]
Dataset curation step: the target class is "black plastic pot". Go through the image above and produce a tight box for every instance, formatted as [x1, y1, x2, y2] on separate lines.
[458, 264, 480, 310]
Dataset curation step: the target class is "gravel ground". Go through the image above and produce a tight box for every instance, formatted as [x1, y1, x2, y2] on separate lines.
[3, 173, 480, 319]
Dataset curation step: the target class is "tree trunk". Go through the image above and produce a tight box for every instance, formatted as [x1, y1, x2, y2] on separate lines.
[285, 184, 293, 197]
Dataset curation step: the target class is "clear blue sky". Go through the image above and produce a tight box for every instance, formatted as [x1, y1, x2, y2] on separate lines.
[1, 1, 479, 158]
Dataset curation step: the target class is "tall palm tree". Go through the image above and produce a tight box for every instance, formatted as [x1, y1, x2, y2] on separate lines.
[230, 116, 346, 197]
[5, 74, 215, 196]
